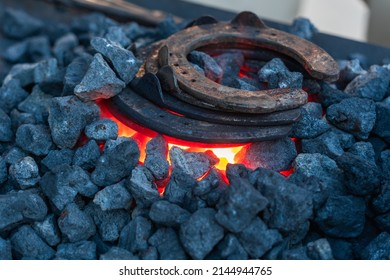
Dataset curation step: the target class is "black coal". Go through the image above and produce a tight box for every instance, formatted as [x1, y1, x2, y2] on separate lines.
[0, 5, 390, 260]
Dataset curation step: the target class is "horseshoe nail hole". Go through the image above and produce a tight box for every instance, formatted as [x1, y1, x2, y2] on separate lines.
[169, 53, 173, 56]
[183, 122, 190, 126]
[181, 71, 188, 75]
[159, 115, 165, 118]
[191, 79, 196, 82]
[270, 33, 277, 36]
[174, 63, 179, 67]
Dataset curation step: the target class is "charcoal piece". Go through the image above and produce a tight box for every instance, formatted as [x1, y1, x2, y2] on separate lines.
[131, 206, 150, 220]
[138, 246, 157, 260]
[4, 40, 29, 63]
[345, 65, 390, 101]
[348, 142, 376, 164]
[157, 15, 181, 39]
[306, 238, 333, 260]
[28, 36, 51, 62]
[53, 33, 79, 66]
[2, 8, 43, 39]
[72, 140, 100, 170]
[336, 152, 381, 196]
[71, 13, 117, 36]
[127, 165, 160, 207]
[38, 64, 65, 96]
[10, 109, 36, 130]
[328, 239, 354, 260]
[301, 102, 323, 119]
[0, 79, 28, 113]
[122, 21, 154, 40]
[3, 147, 27, 166]
[326, 97, 376, 140]
[164, 169, 197, 207]
[0, 190, 47, 232]
[149, 200, 190, 227]
[373, 102, 390, 143]
[32, 214, 61, 247]
[104, 26, 131, 47]
[215, 177, 268, 233]
[17, 85, 52, 123]
[85, 119, 118, 141]
[302, 131, 344, 159]
[238, 217, 282, 259]
[380, 150, 390, 179]
[188, 51, 223, 82]
[288, 176, 331, 211]
[375, 213, 390, 231]
[193, 180, 213, 197]
[179, 208, 224, 260]
[48, 96, 100, 149]
[90, 37, 140, 84]
[226, 164, 249, 181]
[254, 169, 313, 233]
[338, 59, 366, 85]
[292, 153, 345, 192]
[349, 52, 368, 68]
[289, 17, 318, 40]
[74, 53, 125, 100]
[315, 195, 365, 238]
[235, 137, 297, 172]
[144, 135, 169, 180]
[169, 146, 217, 179]
[290, 106, 330, 139]
[10, 225, 55, 260]
[361, 232, 390, 260]
[149, 227, 187, 260]
[318, 82, 350, 108]
[258, 58, 303, 89]
[0, 157, 7, 184]
[0, 237, 12, 260]
[217, 234, 248, 260]
[3, 63, 37, 87]
[281, 247, 309, 260]
[92, 137, 140, 186]
[86, 203, 130, 242]
[119, 216, 152, 253]
[15, 124, 53, 156]
[9, 156, 40, 189]
[203, 169, 229, 207]
[62, 165, 99, 198]
[93, 181, 132, 211]
[184, 196, 207, 214]
[303, 79, 321, 93]
[40, 170, 77, 211]
[41, 149, 74, 172]
[56, 241, 97, 260]
[191, 63, 205, 75]
[63, 53, 93, 95]
[58, 202, 96, 242]
[215, 52, 245, 81]
[331, 126, 356, 149]
[34, 58, 59, 84]
[0, 109, 13, 142]
[100, 247, 139, 260]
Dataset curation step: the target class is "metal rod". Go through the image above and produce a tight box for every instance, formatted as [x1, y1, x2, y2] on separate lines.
[46, 0, 183, 26]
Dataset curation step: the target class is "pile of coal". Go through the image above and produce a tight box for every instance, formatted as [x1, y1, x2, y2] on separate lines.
[0, 6, 389, 260]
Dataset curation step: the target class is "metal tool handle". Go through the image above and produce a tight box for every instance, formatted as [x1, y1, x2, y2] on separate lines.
[48, 0, 182, 26]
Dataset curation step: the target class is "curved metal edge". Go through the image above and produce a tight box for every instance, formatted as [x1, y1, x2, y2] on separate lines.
[108, 87, 293, 143]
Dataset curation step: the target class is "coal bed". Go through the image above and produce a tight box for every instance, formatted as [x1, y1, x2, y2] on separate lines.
[0, 1, 390, 260]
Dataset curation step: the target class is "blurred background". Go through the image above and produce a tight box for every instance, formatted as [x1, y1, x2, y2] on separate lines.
[183, 0, 390, 47]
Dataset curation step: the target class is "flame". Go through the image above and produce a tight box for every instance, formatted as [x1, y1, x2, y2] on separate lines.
[97, 100, 295, 179]
[98, 100, 246, 173]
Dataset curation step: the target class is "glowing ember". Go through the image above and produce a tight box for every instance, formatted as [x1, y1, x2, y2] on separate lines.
[98, 100, 295, 178]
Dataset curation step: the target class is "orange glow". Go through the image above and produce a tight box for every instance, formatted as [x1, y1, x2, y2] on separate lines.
[98, 101, 246, 175]
[97, 100, 296, 181]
